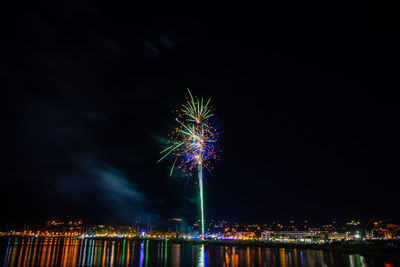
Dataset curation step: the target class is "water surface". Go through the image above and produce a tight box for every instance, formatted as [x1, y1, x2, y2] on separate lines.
[0, 237, 396, 266]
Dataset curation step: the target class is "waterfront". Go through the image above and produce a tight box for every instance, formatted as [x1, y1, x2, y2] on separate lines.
[0, 237, 397, 266]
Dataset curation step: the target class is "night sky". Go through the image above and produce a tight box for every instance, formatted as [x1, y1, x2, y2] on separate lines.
[2, 3, 400, 227]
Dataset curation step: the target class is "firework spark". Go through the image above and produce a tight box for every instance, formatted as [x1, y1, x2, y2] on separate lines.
[158, 88, 222, 238]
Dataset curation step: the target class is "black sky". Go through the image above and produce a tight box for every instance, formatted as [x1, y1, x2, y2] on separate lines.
[2, 2, 400, 227]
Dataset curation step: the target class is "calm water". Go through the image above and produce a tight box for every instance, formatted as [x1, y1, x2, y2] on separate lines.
[0, 237, 397, 267]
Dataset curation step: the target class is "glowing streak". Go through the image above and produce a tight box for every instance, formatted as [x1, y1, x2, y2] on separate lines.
[164, 239, 167, 267]
[121, 239, 126, 265]
[157, 143, 183, 162]
[3, 238, 11, 267]
[139, 242, 144, 267]
[145, 240, 149, 267]
[198, 163, 205, 237]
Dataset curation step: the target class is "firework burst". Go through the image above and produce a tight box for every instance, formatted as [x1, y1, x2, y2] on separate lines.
[158, 89, 221, 176]
[158, 88, 222, 238]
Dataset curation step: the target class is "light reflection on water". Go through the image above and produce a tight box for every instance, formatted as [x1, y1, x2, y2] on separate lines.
[0, 237, 396, 267]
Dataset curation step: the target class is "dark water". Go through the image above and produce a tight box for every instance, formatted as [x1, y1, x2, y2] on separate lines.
[0, 237, 396, 266]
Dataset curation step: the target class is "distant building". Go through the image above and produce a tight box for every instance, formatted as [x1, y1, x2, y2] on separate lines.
[261, 231, 318, 242]
[235, 232, 255, 239]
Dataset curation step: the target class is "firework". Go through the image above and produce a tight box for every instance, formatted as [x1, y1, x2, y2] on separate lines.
[158, 88, 222, 239]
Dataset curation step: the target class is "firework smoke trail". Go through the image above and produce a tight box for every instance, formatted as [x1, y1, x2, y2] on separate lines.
[158, 88, 221, 239]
